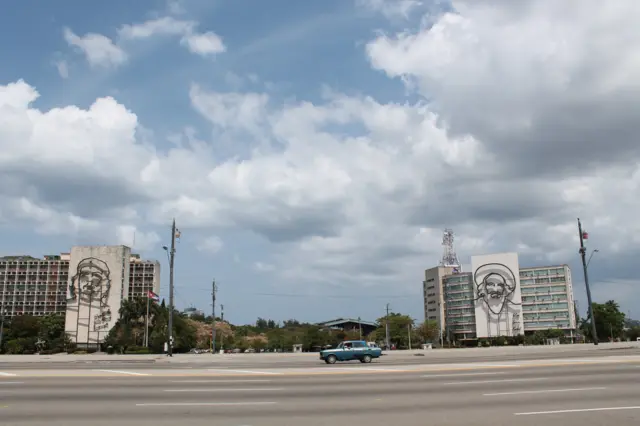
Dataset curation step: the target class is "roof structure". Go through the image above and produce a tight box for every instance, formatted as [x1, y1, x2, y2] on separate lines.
[318, 318, 378, 327]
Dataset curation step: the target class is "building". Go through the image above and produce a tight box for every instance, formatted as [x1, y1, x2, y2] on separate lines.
[423, 266, 455, 338]
[183, 307, 205, 318]
[520, 265, 576, 332]
[442, 272, 476, 341]
[0, 255, 69, 318]
[425, 251, 577, 342]
[0, 246, 160, 349]
[317, 318, 378, 337]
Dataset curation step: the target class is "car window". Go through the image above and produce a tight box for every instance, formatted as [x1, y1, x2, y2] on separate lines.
[336, 342, 344, 349]
[352, 341, 365, 348]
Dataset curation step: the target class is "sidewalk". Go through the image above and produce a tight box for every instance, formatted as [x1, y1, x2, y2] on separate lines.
[0, 341, 636, 363]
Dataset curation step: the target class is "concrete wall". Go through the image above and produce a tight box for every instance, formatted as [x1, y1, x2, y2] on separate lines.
[423, 266, 454, 340]
[471, 252, 524, 338]
[65, 246, 131, 347]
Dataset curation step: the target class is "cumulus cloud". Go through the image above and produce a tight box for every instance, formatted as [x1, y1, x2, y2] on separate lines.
[4, 0, 640, 316]
[356, 0, 424, 19]
[63, 28, 127, 68]
[197, 235, 224, 254]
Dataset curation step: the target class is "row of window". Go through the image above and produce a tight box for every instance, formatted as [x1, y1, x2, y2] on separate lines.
[520, 267, 565, 277]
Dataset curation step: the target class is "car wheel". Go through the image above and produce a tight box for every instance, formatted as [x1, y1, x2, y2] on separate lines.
[326, 355, 337, 364]
[362, 355, 372, 364]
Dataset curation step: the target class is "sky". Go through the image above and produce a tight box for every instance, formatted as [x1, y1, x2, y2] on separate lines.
[1, 0, 639, 325]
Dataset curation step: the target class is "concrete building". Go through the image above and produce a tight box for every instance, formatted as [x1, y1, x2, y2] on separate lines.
[0, 255, 69, 318]
[183, 307, 205, 318]
[423, 266, 455, 339]
[0, 246, 160, 349]
[425, 252, 576, 342]
[520, 265, 576, 332]
[442, 272, 476, 341]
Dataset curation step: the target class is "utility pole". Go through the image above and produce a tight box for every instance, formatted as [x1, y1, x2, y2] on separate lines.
[220, 304, 224, 352]
[408, 323, 412, 350]
[385, 303, 391, 350]
[167, 219, 177, 356]
[211, 280, 217, 354]
[578, 218, 598, 345]
[358, 316, 362, 340]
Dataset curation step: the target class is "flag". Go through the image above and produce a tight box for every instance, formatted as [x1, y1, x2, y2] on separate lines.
[582, 231, 589, 240]
[147, 290, 159, 302]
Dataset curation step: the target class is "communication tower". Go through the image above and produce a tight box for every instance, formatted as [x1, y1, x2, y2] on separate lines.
[440, 228, 461, 270]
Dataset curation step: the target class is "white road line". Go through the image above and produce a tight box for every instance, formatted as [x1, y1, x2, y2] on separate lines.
[164, 388, 283, 392]
[484, 387, 607, 396]
[0, 382, 24, 385]
[93, 369, 150, 376]
[0, 372, 17, 377]
[515, 406, 640, 416]
[329, 367, 396, 372]
[169, 380, 272, 383]
[208, 369, 282, 375]
[445, 378, 549, 385]
[136, 402, 277, 407]
[423, 372, 507, 378]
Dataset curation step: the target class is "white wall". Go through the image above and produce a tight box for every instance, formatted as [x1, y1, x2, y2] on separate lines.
[471, 252, 524, 338]
[65, 246, 131, 347]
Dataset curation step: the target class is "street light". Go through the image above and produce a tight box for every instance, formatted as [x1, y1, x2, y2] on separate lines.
[587, 249, 599, 270]
[163, 220, 178, 357]
[0, 310, 6, 352]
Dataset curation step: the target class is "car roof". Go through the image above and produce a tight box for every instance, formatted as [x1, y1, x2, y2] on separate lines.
[343, 340, 366, 344]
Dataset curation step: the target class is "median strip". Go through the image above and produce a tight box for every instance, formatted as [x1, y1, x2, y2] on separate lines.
[92, 369, 150, 376]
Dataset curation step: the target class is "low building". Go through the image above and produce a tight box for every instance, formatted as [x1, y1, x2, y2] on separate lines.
[317, 318, 378, 337]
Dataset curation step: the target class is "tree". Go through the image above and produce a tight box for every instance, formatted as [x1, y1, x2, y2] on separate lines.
[415, 320, 439, 344]
[374, 313, 413, 349]
[581, 300, 626, 342]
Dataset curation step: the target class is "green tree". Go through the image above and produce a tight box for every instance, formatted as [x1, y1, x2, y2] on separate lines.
[415, 320, 439, 344]
[374, 313, 413, 349]
[581, 300, 626, 342]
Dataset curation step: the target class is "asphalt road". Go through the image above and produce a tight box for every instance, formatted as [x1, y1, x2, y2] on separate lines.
[1, 362, 640, 425]
[2, 346, 639, 370]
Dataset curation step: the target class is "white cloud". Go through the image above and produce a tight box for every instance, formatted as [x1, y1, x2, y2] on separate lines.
[254, 262, 275, 272]
[63, 27, 127, 68]
[118, 16, 195, 39]
[197, 235, 224, 254]
[356, 0, 424, 19]
[181, 31, 226, 56]
[55, 60, 69, 78]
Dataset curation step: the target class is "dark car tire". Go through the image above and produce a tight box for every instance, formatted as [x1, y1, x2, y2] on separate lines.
[326, 355, 337, 364]
[362, 354, 372, 363]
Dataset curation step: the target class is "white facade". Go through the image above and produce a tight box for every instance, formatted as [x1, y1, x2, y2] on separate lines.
[65, 246, 131, 348]
[471, 252, 524, 338]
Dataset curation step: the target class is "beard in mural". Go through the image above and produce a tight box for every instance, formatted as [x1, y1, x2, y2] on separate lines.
[68, 258, 112, 329]
[473, 263, 520, 316]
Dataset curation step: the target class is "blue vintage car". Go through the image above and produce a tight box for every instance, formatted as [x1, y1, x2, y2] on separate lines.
[319, 340, 383, 364]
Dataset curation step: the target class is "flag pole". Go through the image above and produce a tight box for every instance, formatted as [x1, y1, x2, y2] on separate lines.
[145, 293, 150, 348]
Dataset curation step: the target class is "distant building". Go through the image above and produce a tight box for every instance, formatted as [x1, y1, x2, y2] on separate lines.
[424, 251, 577, 342]
[318, 318, 378, 337]
[0, 246, 160, 349]
[183, 307, 204, 318]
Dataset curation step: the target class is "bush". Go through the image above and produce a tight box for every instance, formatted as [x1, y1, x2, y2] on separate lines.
[125, 346, 151, 354]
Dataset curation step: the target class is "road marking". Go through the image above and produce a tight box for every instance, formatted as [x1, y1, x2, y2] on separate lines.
[0, 372, 17, 377]
[93, 369, 150, 376]
[445, 378, 549, 385]
[136, 402, 277, 407]
[423, 372, 507, 378]
[485, 387, 607, 396]
[169, 380, 272, 383]
[515, 406, 640, 416]
[164, 388, 283, 392]
[329, 367, 397, 372]
[0, 382, 23, 385]
[209, 369, 282, 375]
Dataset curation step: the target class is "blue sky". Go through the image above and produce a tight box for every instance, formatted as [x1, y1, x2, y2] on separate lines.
[1, 0, 639, 325]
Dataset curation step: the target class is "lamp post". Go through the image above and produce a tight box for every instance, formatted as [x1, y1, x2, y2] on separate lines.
[578, 218, 598, 345]
[0, 310, 6, 352]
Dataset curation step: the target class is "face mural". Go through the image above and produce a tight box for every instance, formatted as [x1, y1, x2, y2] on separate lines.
[473, 262, 520, 316]
[68, 258, 112, 329]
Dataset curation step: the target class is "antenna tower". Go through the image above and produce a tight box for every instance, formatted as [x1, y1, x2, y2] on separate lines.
[440, 228, 461, 269]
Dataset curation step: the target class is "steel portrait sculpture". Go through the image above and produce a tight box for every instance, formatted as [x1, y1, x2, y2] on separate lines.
[68, 257, 112, 330]
[474, 262, 521, 336]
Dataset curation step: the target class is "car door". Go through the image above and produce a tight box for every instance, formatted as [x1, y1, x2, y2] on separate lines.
[340, 342, 355, 360]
